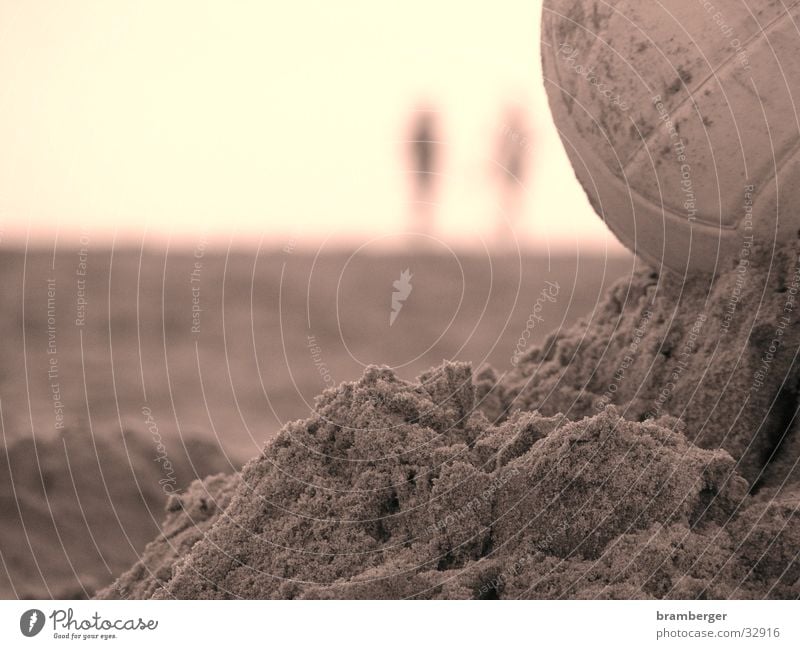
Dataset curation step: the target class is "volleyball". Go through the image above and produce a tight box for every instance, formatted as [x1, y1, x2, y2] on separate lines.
[542, 0, 800, 274]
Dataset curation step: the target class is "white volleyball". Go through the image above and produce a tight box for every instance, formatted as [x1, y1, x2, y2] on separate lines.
[542, 0, 800, 274]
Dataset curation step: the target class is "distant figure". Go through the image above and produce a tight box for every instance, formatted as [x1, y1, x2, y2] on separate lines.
[494, 107, 531, 247]
[407, 109, 440, 237]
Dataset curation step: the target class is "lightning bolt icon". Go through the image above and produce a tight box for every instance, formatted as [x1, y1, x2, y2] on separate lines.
[28, 611, 38, 632]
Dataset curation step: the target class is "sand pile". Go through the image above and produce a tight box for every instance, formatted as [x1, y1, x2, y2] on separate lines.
[0, 429, 235, 598]
[492, 241, 800, 493]
[99, 242, 800, 599]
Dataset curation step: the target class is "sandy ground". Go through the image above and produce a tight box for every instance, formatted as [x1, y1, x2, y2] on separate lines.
[97, 242, 800, 599]
[0, 247, 631, 598]
[0, 247, 631, 456]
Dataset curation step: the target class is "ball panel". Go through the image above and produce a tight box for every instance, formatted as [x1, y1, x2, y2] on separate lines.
[542, 0, 773, 182]
[553, 90, 737, 275]
[543, 0, 800, 273]
[624, 6, 800, 229]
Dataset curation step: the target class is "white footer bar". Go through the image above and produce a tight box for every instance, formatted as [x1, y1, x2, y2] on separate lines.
[1, 600, 797, 648]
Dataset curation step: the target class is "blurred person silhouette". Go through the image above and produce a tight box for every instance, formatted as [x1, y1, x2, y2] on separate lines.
[493, 106, 531, 248]
[406, 107, 440, 238]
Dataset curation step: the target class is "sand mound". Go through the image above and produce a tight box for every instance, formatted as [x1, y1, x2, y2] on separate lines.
[99, 373, 795, 598]
[0, 428, 235, 598]
[98, 242, 800, 599]
[492, 243, 800, 492]
[97, 473, 241, 600]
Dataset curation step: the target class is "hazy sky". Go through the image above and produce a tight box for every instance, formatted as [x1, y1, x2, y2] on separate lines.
[0, 0, 622, 253]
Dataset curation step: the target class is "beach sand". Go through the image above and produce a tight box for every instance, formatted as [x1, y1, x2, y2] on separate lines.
[98, 241, 800, 599]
